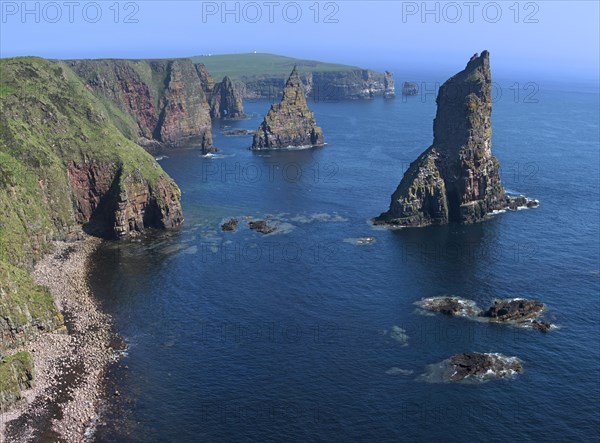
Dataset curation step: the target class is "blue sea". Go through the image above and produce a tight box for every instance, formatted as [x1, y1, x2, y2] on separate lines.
[90, 81, 600, 442]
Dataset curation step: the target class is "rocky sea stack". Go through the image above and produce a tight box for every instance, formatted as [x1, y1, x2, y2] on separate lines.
[210, 76, 245, 119]
[374, 51, 537, 227]
[251, 66, 324, 150]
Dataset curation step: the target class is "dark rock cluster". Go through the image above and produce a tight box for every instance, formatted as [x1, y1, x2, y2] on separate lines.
[449, 352, 524, 381]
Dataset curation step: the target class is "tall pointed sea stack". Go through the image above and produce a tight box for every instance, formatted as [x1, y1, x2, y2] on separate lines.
[251, 66, 324, 150]
[374, 51, 536, 227]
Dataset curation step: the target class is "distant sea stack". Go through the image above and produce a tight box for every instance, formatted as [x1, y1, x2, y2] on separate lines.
[210, 76, 246, 119]
[374, 51, 537, 227]
[402, 81, 418, 96]
[384, 71, 396, 99]
[251, 66, 324, 150]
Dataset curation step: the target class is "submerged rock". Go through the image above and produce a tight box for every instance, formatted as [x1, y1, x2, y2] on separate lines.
[385, 367, 414, 376]
[449, 352, 523, 381]
[248, 220, 276, 234]
[222, 129, 255, 136]
[374, 51, 536, 227]
[221, 218, 239, 232]
[531, 320, 552, 333]
[416, 296, 481, 317]
[389, 326, 409, 347]
[251, 66, 324, 150]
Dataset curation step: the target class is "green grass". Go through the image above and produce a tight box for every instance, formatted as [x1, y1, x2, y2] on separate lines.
[0, 261, 62, 337]
[0, 352, 34, 411]
[190, 53, 362, 80]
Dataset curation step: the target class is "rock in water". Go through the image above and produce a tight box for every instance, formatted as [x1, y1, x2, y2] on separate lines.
[480, 299, 545, 322]
[374, 51, 533, 227]
[210, 76, 245, 119]
[416, 296, 481, 317]
[221, 218, 239, 232]
[251, 66, 324, 150]
[248, 220, 276, 234]
[449, 352, 523, 381]
[402, 81, 418, 96]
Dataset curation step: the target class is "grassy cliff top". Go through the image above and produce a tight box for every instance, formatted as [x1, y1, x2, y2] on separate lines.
[190, 53, 363, 80]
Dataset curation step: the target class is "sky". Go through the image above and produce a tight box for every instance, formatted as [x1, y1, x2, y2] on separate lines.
[1, 1, 599, 84]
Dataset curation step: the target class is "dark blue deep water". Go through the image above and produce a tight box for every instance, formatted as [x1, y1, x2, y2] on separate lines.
[91, 84, 600, 442]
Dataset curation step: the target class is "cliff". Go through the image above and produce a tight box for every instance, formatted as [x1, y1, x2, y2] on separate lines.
[375, 51, 534, 227]
[195, 63, 215, 97]
[209, 76, 246, 119]
[193, 53, 395, 101]
[252, 66, 324, 150]
[0, 57, 183, 408]
[66, 58, 214, 153]
[238, 69, 395, 101]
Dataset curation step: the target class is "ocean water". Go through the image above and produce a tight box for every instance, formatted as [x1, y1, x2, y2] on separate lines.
[90, 85, 600, 442]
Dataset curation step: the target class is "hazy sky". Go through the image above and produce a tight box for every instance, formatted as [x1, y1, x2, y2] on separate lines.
[1, 1, 599, 82]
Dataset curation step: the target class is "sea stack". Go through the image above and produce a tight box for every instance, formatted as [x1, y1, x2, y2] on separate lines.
[210, 76, 245, 119]
[251, 66, 324, 150]
[374, 51, 536, 227]
[402, 81, 418, 96]
[384, 71, 396, 99]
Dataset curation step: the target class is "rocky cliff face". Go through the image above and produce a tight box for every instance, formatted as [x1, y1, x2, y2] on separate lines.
[252, 67, 324, 150]
[375, 51, 533, 227]
[67, 161, 183, 238]
[195, 63, 215, 97]
[235, 69, 394, 101]
[209, 76, 246, 119]
[0, 57, 185, 407]
[67, 59, 214, 153]
[156, 60, 213, 149]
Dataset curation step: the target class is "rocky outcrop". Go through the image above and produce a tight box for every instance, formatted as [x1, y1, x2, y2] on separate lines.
[248, 220, 276, 234]
[374, 51, 535, 227]
[67, 161, 183, 238]
[67, 58, 214, 153]
[0, 352, 34, 411]
[384, 71, 395, 99]
[402, 81, 418, 96]
[448, 352, 523, 381]
[210, 76, 245, 119]
[252, 67, 324, 150]
[221, 218, 239, 232]
[481, 299, 545, 321]
[417, 296, 553, 332]
[415, 296, 481, 317]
